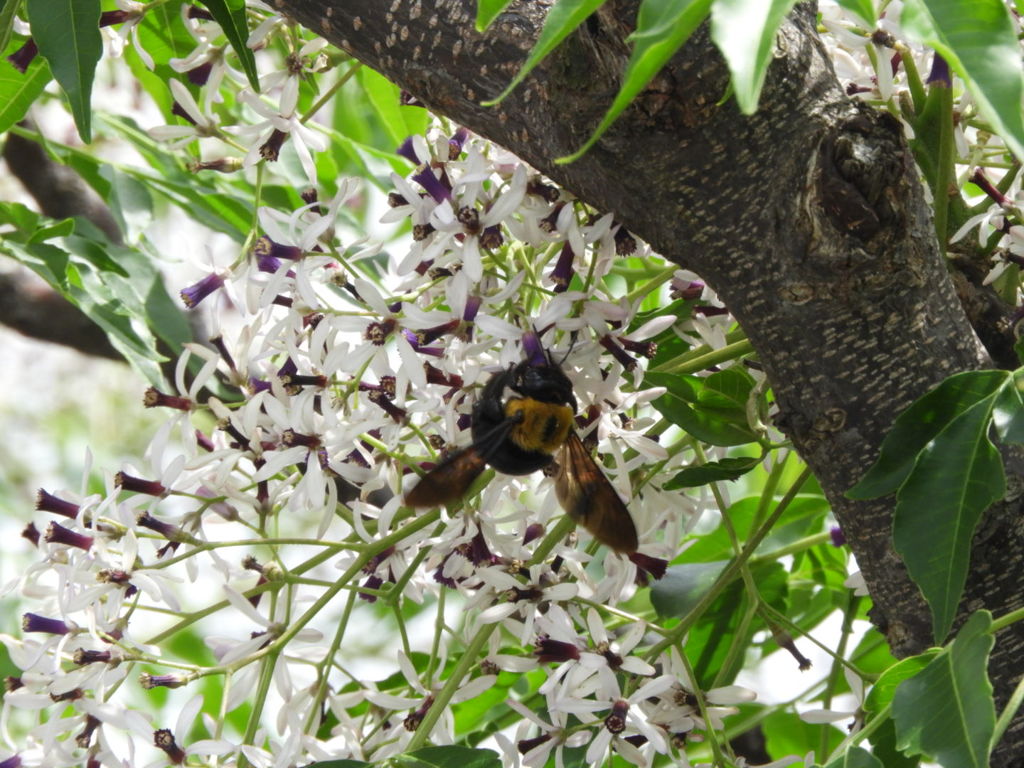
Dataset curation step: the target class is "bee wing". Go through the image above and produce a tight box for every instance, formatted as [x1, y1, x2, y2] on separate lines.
[404, 445, 488, 507]
[554, 432, 638, 553]
[404, 417, 522, 508]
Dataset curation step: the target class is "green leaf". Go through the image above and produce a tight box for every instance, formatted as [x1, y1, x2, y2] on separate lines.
[25, 0, 101, 143]
[476, 0, 515, 31]
[358, 67, 419, 149]
[863, 651, 940, 713]
[699, 367, 755, 410]
[103, 167, 154, 244]
[892, 611, 995, 767]
[196, 0, 259, 91]
[682, 494, 829, 563]
[901, 0, 1024, 161]
[303, 761, 371, 768]
[665, 456, 761, 488]
[763, 709, 844, 764]
[835, 0, 877, 24]
[0, 201, 41, 235]
[557, 0, 713, 164]
[684, 562, 787, 686]
[650, 561, 727, 618]
[647, 371, 758, 446]
[395, 745, 503, 768]
[847, 370, 1008, 499]
[483, 0, 606, 107]
[0, 0, 20, 58]
[821, 746, 884, 768]
[992, 373, 1024, 444]
[893, 394, 1005, 641]
[867, 717, 922, 768]
[0, 45, 53, 137]
[709, 0, 799, 114]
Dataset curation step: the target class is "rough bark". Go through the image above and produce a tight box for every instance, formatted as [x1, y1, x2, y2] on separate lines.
[275, 0, 1024, 760]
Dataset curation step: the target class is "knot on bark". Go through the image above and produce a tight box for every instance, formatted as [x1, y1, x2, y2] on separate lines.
[817, 111, 904, 242]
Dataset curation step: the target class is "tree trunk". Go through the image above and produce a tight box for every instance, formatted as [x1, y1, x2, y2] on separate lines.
[277, 0, 1024, 760]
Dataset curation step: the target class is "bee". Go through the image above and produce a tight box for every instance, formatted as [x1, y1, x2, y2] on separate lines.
[404, 355, 638, 553]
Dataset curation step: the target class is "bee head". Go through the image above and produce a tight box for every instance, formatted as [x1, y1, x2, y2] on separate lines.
[511, 360, 577, 411]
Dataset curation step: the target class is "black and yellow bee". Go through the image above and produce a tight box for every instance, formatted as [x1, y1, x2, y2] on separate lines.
[404, 355, 638, 553]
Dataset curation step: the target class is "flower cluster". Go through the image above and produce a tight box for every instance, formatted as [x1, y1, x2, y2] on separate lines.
[0, 35, 751, 765]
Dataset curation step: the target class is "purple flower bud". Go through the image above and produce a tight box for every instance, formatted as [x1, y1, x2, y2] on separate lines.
[282, 429, 320, 449]
[599, 335, 637, 372]
[462, 295, 482, 323]
[140, 673, 186, 689]
[396, 136, 419, 164]
[829, 526, 846, 547]
[136, 512, 185, 542]
[448, 127, 468, 159]
[523, 523, 545, 545]
[22, 523, 39, 547]
[22, 613, 70, 635]
[44, 522, 94, 551]
[253, 236, 302, 276]
[260, 128, 288, 162]
[171, 100, 197, 126]
[7, 39, 38, 73]
[550, 242, 575, 293]
[187, 61, 212, 86]
[358, 573, 383, 602]
[521, 330, 546, 367]
[73, 649, 114, 665]
[412, 167, 452, 204]
[518, 734, 552, 754]
[36, 489, 81, 519]
[927, 54, 951, 87]
[143, 387, 193, 411]
[180, 272, 225, 308]
[628, 552, 667, 580]
[76, 714, 101, 748]
[115, 472, 167, 497]
[604, 699, 629, 734]
[534, 635, 580, 663]
[969, 168, 1008, 206]
[154, 729, 187, 764]
[364, 318, 397, 346]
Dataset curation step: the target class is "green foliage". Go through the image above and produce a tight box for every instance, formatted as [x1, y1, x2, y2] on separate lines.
[848, 370, 1020, 641]
[709, 0, 799, 114]
[647, 368, 760, 446]
[0, 29, 49, 136]
[0, 195, 191, 385]
[481, 0, 608, 108]
[557, 0, 714, 164]
[666, 455, 761, 487]
[902, 0, 1024, 161]
[818, 746, 884, 768]
[25, 0, 101, 141]
[195, 0, 260, 90]
[892, 611, 995, 767]
[763, 709, 843, 763]
[0, 0, 22, 67]
[475, 0, 514, 31]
